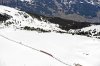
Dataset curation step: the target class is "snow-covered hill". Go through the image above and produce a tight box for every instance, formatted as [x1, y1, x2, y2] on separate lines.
[68, 25, 100, 39]
[0, 5, 65, 32]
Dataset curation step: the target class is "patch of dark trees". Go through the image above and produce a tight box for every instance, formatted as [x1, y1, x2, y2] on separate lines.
[69, 29, 100, 39]
[21, 26, 51, 33]
[0, 13, 11, 21]
[22, 26, 67, 33]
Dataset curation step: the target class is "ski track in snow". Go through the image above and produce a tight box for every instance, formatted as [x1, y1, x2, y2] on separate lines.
[0, 28, 100, 66]
[0, 33, 71, 66]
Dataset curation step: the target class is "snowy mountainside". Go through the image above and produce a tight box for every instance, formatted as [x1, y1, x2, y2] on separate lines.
[30, 13, 95, 30]
[0, 5, 65, 32]
[30, 13, 100, 39]
[0, 5, 34, 28]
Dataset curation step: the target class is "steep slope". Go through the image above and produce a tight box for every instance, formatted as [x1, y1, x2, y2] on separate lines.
[0, 5, 65, 32]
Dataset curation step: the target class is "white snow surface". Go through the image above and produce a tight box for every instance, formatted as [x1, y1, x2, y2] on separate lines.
[0, 28, 100, 66]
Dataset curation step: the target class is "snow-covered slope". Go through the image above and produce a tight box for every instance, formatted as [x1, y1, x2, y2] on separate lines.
[0, 28, 100, 66]
[79, 25, 100, 38]
[0, 5, 65, 32]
